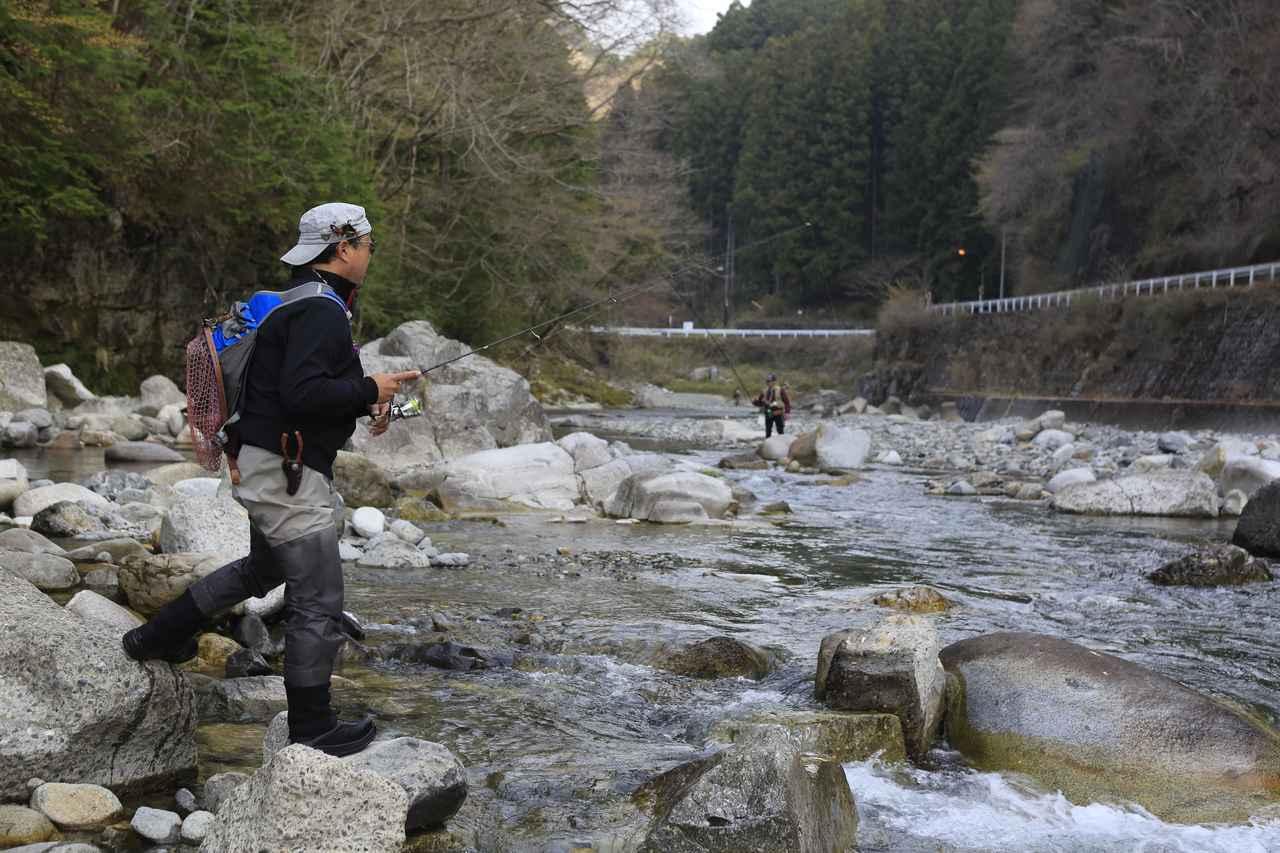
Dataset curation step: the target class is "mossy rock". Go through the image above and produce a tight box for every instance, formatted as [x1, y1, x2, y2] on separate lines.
[394, 495, 451, 523]
[708, 711, 906, 764]
[655, 636, 774, 681]
[871, 586, 953, 613]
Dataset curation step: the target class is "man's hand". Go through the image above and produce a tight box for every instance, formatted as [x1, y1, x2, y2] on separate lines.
[368, 402, 391, 436]
[370, 370, 421, 404]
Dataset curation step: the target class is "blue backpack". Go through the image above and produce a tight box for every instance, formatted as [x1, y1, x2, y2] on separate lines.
[186, 281, 349, 473]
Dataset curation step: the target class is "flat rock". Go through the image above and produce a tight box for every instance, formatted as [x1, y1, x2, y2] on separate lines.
[707, 710, 906, 764]
[14, 484, 111, 519]
[0, 550, 78, 590]
[29, 783, 122, 830]
[1052, 471, 1218, 517]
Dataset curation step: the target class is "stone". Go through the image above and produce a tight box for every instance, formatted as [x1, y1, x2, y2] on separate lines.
[31, 500, 133, 540]
[556, 431, 612, 472]
[707, 710, 906, 764]
[0, 550, 78, 590]
[1053, 471, 1219, 517]
[189, 674, 287, 723]
[1147, 544, 1272, 586]
[0, 804, 57, 847]
[44, 364, 96, 407]
[1046, 467, 1095, 494]
[159, 495, 249, 561]
[436, 442, 578, 512]
[877, 450, 903, 465]
[1131, 454, 1175, 473]
[197, 632, 243, 670]
[29, 783, 122, 830]
[0, 458, 28, 510]
[262, 712, 290, 764]
[718, 452, 769, 470]
[332, 451, 393, 507]
[812, 423, 871, 470]
[389, 519, 426, 545]
[1031, 428, 1073, 451]
[0, 570, 196, 800]
[871, 586, 953, 614]
[199, 745, 408, 852]
[351, 506, 386, 538]
[172, 477, 220, 498]
[181, 810, 214, 844]
[202, 772, 248, 814]
[65, 589, 142, 633]
[358, 537, 434, 569]
[174, 788, 198, 815]
[578, 452, 672, 511]
[80, 470, 153, 502]
[109, 415, 148, 441]
[118, 552, 228, 616]
[757, 434, 795, 461]
[1223, 489, 1248, 516]
[940, 632, 1280, 823]
[1220, 456, 1280, 499]
[145, 462, 210, 487]
[346, 738, 468, 831]
[0, 343, 47, 410]
[431, 552, 470, 567]
[130, 806, 182, 844]
[816, 615, 945, 761]
[945, 480, 976, 496]
[140, 374, 185, 410]
[603, 470, 734, 522]
[1037, 410, 1066, 431]
[64, 537, 146, 563]
[226, 648, 273, 678]
[759, 500, 791, 515]
[104, 441, 184, 463]
[13, 483, 111, 519]
[1050, 443, 1075, 466]
[636, 727, 857, 853]
[656, 636, 773, 680]
[1233, 482, 1280, 558]
[1157, 431, 1193, 454]
[231, 613, 276, 656]
[0, 528, 64, 555]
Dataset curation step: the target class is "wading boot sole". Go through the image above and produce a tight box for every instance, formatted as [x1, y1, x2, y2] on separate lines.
[121, 629, 199, 664]
[293, 715, 377, 757]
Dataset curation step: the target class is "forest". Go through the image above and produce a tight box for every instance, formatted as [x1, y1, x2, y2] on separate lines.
[2, 0, 1278, 385]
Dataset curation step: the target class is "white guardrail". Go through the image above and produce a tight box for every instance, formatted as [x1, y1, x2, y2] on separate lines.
[932, 260, 1280, 316]
[585, 325, 874, 338]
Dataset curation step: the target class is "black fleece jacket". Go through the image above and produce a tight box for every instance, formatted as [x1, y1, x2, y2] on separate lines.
[237, 270, 378, 479]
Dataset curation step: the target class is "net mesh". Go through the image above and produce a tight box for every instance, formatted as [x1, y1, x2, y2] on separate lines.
[185, 331, 226, 471]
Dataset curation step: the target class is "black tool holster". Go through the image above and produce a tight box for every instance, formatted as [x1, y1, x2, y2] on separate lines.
[280, 430, 304, 496]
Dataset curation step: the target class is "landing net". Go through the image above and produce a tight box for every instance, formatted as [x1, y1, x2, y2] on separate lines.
[184, 331, 226, 471]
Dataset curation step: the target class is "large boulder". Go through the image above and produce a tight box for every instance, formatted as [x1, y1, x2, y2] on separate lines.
[0, 550, 78, 591]
[105, 441, 185, 463]
[940, 632, 1280, 823]
[603, 471, 734, 523]
[14, 483, 111, 519]
[1220, 456, 1280, 499]
[118, 552, 229, 616]
[1052, 471, 1219, 517]
[1147, 544, 1272, 587]
[1233, 479, 1280, 557]
[0, 569, 197, 800]
[140, 374, 186, 412]
[801, 423, 871, 470]
[346, 738, 468, 832]
[44, 364, 96, 407]
[332, 451, 393, 508]
[636, 727, 857, 853]
[816, 615, 945, 761]
[757, 434, 795, 461]
[200, 745, 408, 852]
[557, 431, 612, 472]
[159, 495, 250, 561]
[0, 458, 29, 511]
[0, 342, 47, 410]
[435, 442, 578, 513]
[578, 452, 672, 510]
[1046, 467, 1095, 494]
[347, 321, 551, 479]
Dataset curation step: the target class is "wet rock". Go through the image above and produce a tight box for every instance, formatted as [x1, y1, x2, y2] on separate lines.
[131, 806, 181, 844]
[29, 783, 121, 830]
[436, 442, 578, 513]
[1052, 471, 1218, 517]
[202, 772, 249, 814]
[197, 632, 242, 670]
[188, 674, 287, 723]
[816, 614, 945, 761]
[333, 451, 393, 508]
[226, 648, 273, 678]
[231, 613, 276, 656]
[352, 506, 387, 538]
[14, 483, 111, 519]
[104, 441, 185, 463]
[65, 590, 142, 633]
[347, 738, 468, 831]
[0, 804, 57, 846]
[1196, 440, 1257, 478]
[118, 552, 228, 615]
[656, 636, 774, 681]
[160, 495, 249, 561]
[759, 501, 791, 515]
[1131, 454, 1175, 473]
[636, 727, 857, 853]
[1046, 467, 1095, 494]
[31, 500, 134, 539]
[1220, 456, 1280, 499]
[393, 495, 451, 524]
[871, 586, 953, 613]
[1147, 544, 1272, 587]
[707, 710, 906, 764]
[604, 471, 733, 523]
[940, 631, 1280, 823]
[44, 363, 96, 407]
[357, 537, 434, 569]
[3, 420, 38, 448]
[380, 640, 496, 671]
[1, 550, 78, 590]
[718, 452, 769, 471]
[200, 744, 408, 852]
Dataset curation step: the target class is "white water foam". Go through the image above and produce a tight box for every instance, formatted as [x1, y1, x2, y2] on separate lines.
[844, 759, 1280, 853]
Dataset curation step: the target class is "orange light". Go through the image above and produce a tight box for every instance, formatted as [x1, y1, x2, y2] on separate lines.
[957, 248, 967, 257]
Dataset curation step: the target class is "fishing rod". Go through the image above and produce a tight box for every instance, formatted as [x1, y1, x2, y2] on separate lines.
[384, 220, 813, 421]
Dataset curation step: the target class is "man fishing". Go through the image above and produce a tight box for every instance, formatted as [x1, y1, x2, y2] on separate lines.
[754, 373, 791, 438]
[122, 202, 419, 757]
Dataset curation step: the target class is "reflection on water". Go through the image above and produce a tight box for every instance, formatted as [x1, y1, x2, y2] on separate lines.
[7, 445, 195, 483]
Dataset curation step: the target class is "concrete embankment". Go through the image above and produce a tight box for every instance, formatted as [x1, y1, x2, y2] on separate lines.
[860, 285, 1280, 430]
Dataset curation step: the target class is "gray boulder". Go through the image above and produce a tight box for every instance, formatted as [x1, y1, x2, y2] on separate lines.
[0, 458, 28, 510]
[1148, 544, 1272, 586]
[0, 569, 196, 800]
[757, 434, 795, 461]
[1233, 479, 1280, 557]
[14, 483, 111, 519]
[140, 375, 185, 411]
[1157, 431, 1193, 454]
[64, 537, 147, 563]
[816, 614, 945, 761]
[145, 462, 211, 487]
[332, 451, 393, 507]
[557, 431, 612, 472]
[809, 423, 871, 470]
[31, 500, 140, 540]
[636, 727, 857, 853]
[160, 495, 249, 561]
[707, 710, 907, 764]
[0, 550, 78, 591]
[0, 528, 65, 555]
[346, 738, 468, 831]
[578, 451, 672, 510]
[1052, 471, 1219, 517]
[435, 442, 579, 512]
[201, 772, 248, 814]
[109, 415, 149, 441]
[2, 421, 38, 448]
[118, 552, 228, 616]
[104, 441, 184, 463]
[189, 674, 287, 723]
[44, 364, 96, 407]
[0, 342, 47, 410]
[65, 590, 143, 633]
[1046, 467, 1094, 494]
[80, 470, 154, 502]
[604, 471, 733, 523]
[356, 537, 434, 569]
[199, 745, 408, 852]
[940, 632, 1280, 822]
[130, 806, 181, 844]
[1220, 456, 1280, 499]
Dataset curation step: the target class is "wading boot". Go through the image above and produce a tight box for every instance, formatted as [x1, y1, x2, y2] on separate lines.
[287, 684, 376, 757]
[121, 590, 202, 663]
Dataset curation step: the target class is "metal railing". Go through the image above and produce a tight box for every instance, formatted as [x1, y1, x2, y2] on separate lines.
[931, 261, 1280, 317]
[584, 325, 874, 338]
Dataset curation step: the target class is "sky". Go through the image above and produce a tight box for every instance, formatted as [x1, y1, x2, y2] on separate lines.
[682, 0, 740, 35]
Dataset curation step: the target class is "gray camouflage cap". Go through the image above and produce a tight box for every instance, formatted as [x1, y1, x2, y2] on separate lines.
[280, 202, 373, 265]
